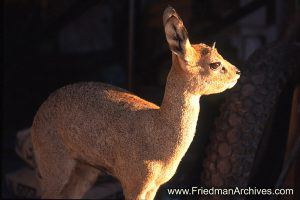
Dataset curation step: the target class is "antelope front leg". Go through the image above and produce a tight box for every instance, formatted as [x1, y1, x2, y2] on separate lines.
[136, 183, 159, 200]
[145, 184, 159, 200]
[121, 175, 159, 200]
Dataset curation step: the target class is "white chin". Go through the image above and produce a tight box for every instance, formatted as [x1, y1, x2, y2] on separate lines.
[227, 80, 238, 89]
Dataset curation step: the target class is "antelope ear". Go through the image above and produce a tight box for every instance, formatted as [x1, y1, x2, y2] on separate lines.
[163, 6, 191, 57]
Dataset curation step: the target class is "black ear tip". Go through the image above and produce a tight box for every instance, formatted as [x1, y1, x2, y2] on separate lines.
[163, 5, 177, 25]
[166, 5, 174, 11]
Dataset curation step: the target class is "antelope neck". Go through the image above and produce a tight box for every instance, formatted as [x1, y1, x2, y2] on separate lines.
[159, 62, 201, 156]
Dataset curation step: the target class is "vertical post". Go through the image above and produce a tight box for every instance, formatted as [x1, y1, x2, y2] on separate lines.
[128, 0, 135, 91]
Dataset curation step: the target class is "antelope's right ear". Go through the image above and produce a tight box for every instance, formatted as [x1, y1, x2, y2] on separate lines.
[163, 6, 191, 57]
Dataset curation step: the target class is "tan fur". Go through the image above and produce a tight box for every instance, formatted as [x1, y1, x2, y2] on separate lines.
[31, 6, 240, 199]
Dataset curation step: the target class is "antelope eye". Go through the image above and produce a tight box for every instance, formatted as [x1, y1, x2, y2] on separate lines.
[209, 62, 221, 70]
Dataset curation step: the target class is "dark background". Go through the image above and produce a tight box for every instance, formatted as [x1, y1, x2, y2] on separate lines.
[2, 0, 300, 199]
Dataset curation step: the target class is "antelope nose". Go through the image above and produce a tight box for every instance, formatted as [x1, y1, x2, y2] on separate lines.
[236, 70, 241, 75]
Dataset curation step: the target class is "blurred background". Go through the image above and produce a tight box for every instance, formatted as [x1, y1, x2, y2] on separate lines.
[2, 0, 300, 199]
